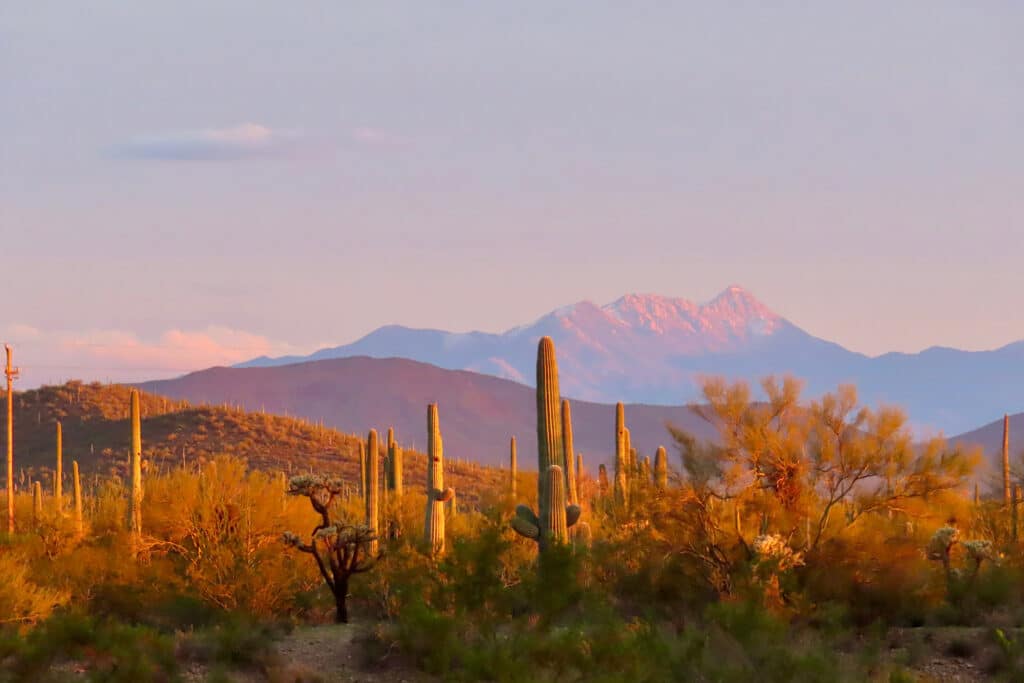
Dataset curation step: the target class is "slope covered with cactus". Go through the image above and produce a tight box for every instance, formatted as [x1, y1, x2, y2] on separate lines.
[0, 381, 516, 507]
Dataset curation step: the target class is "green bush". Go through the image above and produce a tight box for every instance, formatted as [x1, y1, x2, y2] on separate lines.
[0, 612, 178, 683]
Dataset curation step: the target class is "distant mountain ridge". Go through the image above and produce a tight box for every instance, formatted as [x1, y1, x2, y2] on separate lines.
[240, 287, 1024, 435]
[143, 356, 717, 470]
[141, 355, 1020, 477]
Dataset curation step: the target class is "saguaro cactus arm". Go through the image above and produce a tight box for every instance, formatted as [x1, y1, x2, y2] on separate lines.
[561, 399, 579, 505]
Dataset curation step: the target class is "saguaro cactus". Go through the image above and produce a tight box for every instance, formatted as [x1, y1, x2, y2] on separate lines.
[32, 481, 42, 523]
[387, 438, 403, 496]
[513, 464, 582, 551]
[55, 421, 63, 508]
[1014, 485, 1021, 543]
[536, 337, 563, 506]
[561, 399, 579, 505]
[653, 446, 668, 490]
[510, 436, 518, 499]
[365, 429, 380, 555]
[73, 461, 83, 538]
[614, 403, 629, 508]
[511, 337, 581, 551]
[425, 404, 454, 556]
[128, 389, 143, 541]
[383, 428, 394, 497]
[1004, 415, 1012, 506]
[358, 442, 367, 501]
[598, 464, 609, 497]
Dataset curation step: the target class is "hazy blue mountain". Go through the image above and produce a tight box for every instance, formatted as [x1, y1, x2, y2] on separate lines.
[240, 287, 1024, 435]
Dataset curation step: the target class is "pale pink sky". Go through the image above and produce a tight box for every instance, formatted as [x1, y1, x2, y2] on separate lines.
[3, 3, 1023, 386]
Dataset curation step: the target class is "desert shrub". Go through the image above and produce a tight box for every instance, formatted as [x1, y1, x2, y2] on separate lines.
[177, 616, 285, 671]
[0, 612, 178, 682]
[0, 552, 69, 626]
[144, 456, 322, 617]
[372, 517, 864, 682]
[801, 533, 937, 627]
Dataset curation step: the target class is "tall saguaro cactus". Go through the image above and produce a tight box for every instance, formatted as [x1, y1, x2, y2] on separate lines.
[536, 337, 563, 510]
[387, 437, 403, 496]
[73, 460, 83, 538]
[32, 481, 42, 523]
[1004, 414, 1011, 506]
[425, 404, 454, 556]
[511, 337, 581, 551]
[383, 428, 394, 497]
[509, 436, 518, 499]
[1011, 485, 1019, 544]
[614, 403, 629, 508]
[358, 442, 367, 501]
[365, 429, 380, 555]
[55, 421, 63, 507]
[576, 453, 584, 481]
[561, 400, 579, 505]
[653, 446, 668, 490]
[128, 389, 143, 542]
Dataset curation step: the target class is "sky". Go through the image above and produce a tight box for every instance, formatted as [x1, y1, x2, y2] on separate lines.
[3, 2, 1023, 387]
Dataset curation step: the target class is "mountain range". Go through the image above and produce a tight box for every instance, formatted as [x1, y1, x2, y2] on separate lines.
[240, 287, 1024, 436]
[141, 357, 718, 471]
[142, 354, 1013, 479]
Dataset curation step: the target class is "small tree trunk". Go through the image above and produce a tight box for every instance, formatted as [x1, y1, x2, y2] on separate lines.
[334, 576, 350, 624]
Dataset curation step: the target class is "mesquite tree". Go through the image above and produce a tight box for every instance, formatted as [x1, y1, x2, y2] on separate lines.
[283, 474, 381, 623]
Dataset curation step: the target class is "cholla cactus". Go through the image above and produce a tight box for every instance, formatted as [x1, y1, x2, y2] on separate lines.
[963, 539, 995, 565]
[926, 526, 959, 565]
[926, 526, 994, 593]
[752, 534, 805, 572]
[283, 474, 381, 623]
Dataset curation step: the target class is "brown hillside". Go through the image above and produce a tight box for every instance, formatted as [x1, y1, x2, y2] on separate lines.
[950, 412, 1024, 483]
[139, 356, 717, 470]
[0, 381, 515, 506]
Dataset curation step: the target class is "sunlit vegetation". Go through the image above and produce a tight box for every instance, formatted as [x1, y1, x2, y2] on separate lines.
[3, 338, 1024, 681]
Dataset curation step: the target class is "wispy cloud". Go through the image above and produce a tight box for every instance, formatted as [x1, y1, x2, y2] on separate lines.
[1, 324, 312, 386]
[350, 127, 408, 147]
[111, 123, 302, 161]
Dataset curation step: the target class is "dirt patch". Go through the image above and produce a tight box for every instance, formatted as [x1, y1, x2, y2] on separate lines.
[268, 623, 434, 683]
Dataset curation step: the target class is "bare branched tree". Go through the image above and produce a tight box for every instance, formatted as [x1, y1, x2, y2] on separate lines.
[284, 474, 382, 623]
